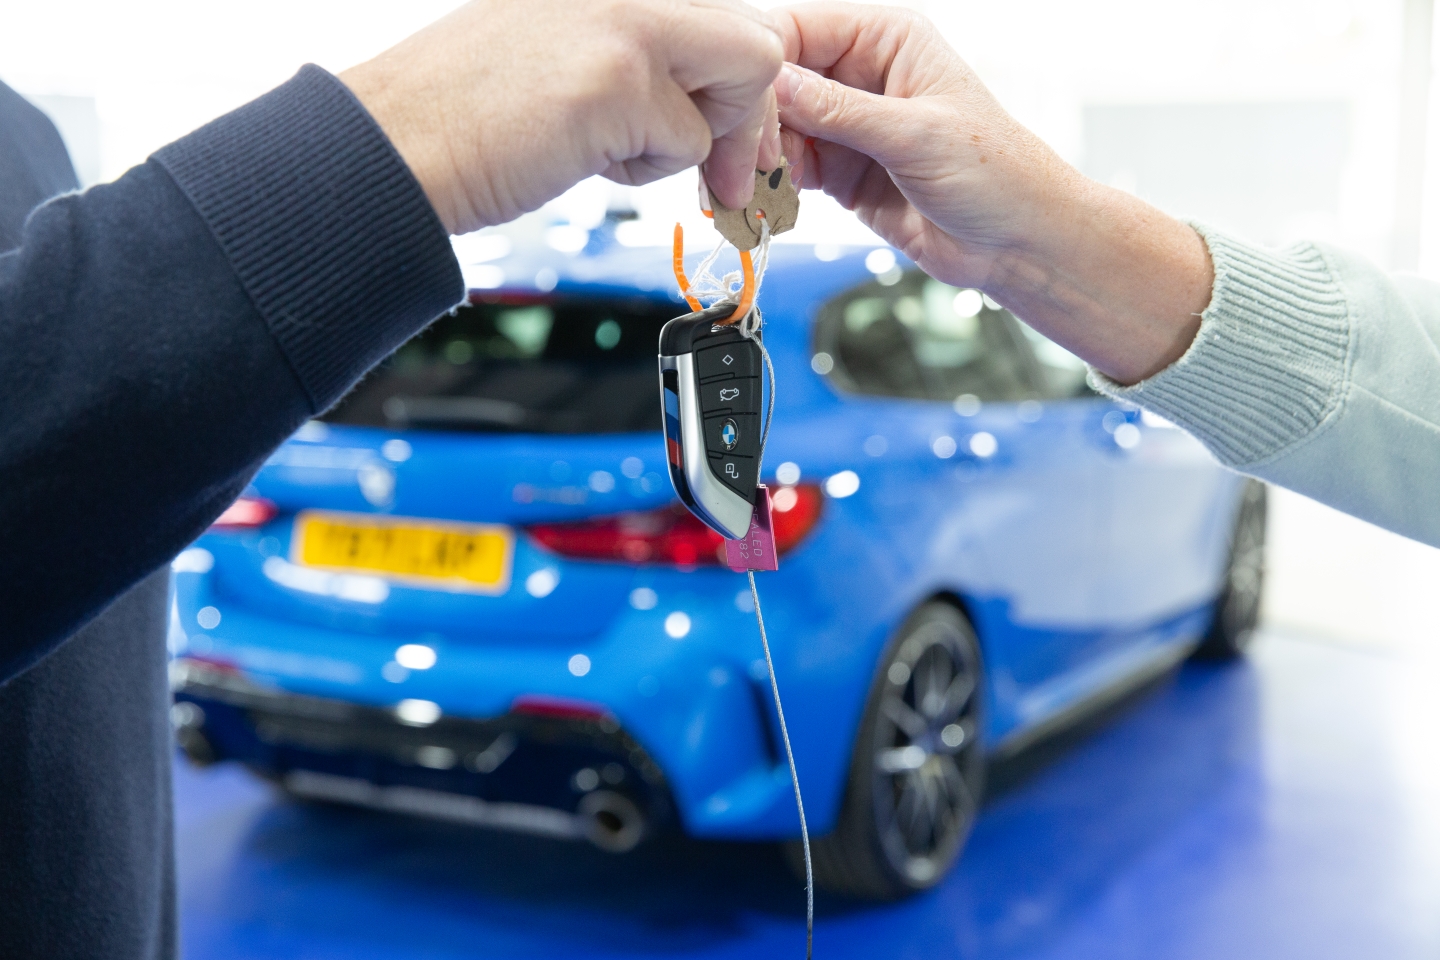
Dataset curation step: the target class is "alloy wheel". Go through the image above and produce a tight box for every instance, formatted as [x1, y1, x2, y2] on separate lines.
[870, 617, 983, 884]
[1219, 485, 1265, 638]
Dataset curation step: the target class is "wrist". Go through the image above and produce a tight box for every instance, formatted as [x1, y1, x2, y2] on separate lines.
[339, 59, 469, 235]
[984, 175, 1212, 385]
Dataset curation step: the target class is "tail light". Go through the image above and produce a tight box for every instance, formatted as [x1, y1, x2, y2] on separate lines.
[526, 483, 823, 566]
[511, 695, 613, 723]
[769, 484, 824, 552]
[172, 654, 242, 678]
[210, 496, 277, 530]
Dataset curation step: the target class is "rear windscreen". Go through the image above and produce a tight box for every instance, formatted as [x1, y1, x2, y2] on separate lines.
[323, 296, 680, 434]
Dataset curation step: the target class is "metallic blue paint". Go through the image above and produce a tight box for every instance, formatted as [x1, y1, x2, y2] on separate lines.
[171, 239, 1244, 840]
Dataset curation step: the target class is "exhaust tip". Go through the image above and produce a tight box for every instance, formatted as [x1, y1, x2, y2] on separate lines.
[578, 790, 645, 853]
[171, 701, 216, 766]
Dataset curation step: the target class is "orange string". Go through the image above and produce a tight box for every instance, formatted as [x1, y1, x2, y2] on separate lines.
[678, 207, 760, 325]
[725, 248, 755, 325]
[673, 223, 701, 312]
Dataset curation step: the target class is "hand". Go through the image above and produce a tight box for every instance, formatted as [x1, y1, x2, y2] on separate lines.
[772, 2, 1212, 384]
[342, 0, 784, 236]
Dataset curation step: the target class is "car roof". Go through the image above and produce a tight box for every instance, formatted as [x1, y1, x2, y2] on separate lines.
[458, 232, 900, 348]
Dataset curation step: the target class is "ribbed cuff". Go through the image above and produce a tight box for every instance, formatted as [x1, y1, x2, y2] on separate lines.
[1089, 224, 1352, 467]
[153, 65, 463, 411]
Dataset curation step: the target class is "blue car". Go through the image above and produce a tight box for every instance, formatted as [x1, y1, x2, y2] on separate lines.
[169, 233, 1263, 900]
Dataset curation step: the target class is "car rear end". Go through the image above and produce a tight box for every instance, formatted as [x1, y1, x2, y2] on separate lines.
[170, 283, 826, 848]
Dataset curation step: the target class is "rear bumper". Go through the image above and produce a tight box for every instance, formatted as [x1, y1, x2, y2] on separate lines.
[171, 563, 809, 838]
[173, 659, 669, 849]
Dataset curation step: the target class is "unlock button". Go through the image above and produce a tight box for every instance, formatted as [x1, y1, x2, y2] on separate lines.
[709, 453, 758, 500]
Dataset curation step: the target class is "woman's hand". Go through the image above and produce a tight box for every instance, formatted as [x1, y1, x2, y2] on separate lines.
[772, 2, 1212, 384]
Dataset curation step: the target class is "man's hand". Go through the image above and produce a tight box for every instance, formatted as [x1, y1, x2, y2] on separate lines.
[772, 2, 1213, 385]
[342, 0, 784, 236]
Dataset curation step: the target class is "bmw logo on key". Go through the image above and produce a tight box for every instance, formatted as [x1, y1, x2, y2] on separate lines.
[720, 418, 739, 450]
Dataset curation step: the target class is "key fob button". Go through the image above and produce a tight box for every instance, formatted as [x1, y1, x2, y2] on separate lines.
[699, 377, 758, 415]
[704, 413, 759, 458]
[709, 453, 758, 501]
[696, 341, 758, 381]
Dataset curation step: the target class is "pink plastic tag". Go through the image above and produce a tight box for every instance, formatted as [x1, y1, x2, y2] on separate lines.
[725, 484, 779, 572]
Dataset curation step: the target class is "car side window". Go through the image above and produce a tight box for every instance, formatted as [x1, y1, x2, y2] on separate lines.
[1013, 318, 1092, 399]
[813, 270, 1044, 402]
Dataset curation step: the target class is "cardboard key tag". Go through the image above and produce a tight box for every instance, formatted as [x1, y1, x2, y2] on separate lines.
[708, 162, 799, 251]
[725, 484, 780, 572]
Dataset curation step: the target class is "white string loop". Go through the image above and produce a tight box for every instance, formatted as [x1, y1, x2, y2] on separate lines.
[681, 220, 773, 336]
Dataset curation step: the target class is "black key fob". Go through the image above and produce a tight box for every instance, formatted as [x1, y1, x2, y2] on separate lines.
[658, 302, 763, 540]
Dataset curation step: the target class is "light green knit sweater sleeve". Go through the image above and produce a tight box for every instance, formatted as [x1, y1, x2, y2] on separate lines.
[1091, 224, 1440, 547]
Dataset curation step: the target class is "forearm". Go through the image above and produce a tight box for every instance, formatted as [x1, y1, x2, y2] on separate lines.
[0, 66, 462, 680]
[982, 157, 1440, 547]
[985, 177, 1214, 386]
[1092, 226, 1440, 547]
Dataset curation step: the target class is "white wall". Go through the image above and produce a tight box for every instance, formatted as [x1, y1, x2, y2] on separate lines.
[2, 0, 1429, 265]
[0, 0, 463, 183]
[24, 94, 102, 187]
[1266, 487, 1440, 657]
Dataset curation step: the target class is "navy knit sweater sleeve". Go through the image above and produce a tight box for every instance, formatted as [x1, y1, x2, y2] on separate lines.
[0, 66, 463, 681]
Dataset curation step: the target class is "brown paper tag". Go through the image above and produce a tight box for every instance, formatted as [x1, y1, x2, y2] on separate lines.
[708, 163, 799, 251]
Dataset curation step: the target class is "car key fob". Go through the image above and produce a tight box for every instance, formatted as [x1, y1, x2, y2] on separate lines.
[658, 302, 763, 540]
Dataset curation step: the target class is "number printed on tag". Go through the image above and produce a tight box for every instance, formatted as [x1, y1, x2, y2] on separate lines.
[724, 485, 779, 572]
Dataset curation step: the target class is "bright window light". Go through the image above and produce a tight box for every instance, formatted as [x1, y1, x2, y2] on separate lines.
[825, 470, 861, 498]
[394, 644, 436, 670]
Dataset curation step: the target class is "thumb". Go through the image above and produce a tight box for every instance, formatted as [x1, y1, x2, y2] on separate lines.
[773, 64, 905, 164]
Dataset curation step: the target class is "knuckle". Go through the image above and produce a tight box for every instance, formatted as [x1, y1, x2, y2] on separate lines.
[753, 24, 785, 75]
[589, 2, 658, 75]
[585, 35, 651, 105]
[815, 81, 856, 128]
[888, 6, 931, 35]
[681, 114, 714, 164]
[607, 0, 665, 50]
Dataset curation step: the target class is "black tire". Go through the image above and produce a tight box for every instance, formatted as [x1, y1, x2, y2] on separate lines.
[789, 601, 986, 900]
[1192, 479, 1267, 660]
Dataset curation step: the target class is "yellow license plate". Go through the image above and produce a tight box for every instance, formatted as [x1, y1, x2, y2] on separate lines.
[292, 511, 514, 593]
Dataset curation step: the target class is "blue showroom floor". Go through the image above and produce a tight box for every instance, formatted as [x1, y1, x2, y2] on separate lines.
[175, 630, 1440, 959]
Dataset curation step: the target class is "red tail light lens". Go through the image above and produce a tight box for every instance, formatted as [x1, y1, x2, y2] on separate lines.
[529, 501, 725, 565]
[173, 654, 241, 676]
[526, 484, 823, 566]
[768, 483, 824, 554]
[210, 496, 277, 530]
[511, 695, 612, 723]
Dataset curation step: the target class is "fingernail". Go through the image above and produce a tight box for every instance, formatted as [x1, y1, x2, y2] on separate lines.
[765, 124, 782, 167]
[775, 64, 803, 107]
